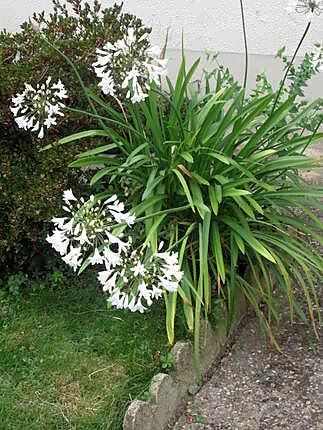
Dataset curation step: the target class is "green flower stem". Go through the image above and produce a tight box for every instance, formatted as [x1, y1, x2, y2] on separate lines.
[271, 21, 312, 114]
[42, 37, 106, 130]
[135, 204, 191, 223]
[109, 204, 191, 231]
[302, 116, 323, 154]
[239, 0, 249, 92]
[167, 223, 197, 252]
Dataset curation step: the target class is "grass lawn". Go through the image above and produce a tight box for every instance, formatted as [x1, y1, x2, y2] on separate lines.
[0, 276, 187, 429]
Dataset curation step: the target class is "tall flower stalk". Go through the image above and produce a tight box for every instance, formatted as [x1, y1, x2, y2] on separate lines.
[239, 0, 249, 92]
[272, 0, 323, 112]
[271, 22, 312, 112]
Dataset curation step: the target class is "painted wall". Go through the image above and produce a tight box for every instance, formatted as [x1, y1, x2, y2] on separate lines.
[1, 0, 323, 55]
[1, 0, 323, 95]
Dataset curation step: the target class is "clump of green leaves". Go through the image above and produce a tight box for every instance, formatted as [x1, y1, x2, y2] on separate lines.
[159, 351, 175, 371]
[5, 272, 29, 299]
[62, 52, 322, 376]
[2, 260, 75, 298]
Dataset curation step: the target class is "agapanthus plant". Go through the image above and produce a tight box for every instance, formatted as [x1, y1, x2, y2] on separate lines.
[93, 27, 167, 103]
[59, 47, 323, 377]
[14, 0, 322, 380]
[10, 77, 67, 138]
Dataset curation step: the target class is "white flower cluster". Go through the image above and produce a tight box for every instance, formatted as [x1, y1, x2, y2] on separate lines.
[312, 43, 323, 72]
[287, 0, 323, 16]
[10, 77, 67, 139]
[98, 246, 183, 313]
[93, 27, 168, 103]
[47, 189, 183, 313]
[46, 190, 135, 271]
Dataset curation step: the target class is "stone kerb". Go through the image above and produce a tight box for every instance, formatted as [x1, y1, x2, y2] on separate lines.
[123, 289, 248, 430]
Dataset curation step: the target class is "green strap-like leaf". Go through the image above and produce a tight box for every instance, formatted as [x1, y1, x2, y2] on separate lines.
[173, 169, 196, 212]
[221, 216, 276, 263]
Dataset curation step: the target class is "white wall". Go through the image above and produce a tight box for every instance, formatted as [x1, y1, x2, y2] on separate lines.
[1, 0, 323, 96]
[124, 0, 323, 57]
[1, 0, 323, 55]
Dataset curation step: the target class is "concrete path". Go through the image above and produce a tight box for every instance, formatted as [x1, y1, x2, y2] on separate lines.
[173, 312, 322, 430]
[302, 142, 323, 185]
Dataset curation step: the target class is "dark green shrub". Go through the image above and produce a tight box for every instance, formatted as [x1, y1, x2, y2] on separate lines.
[0, 0, 150, 281]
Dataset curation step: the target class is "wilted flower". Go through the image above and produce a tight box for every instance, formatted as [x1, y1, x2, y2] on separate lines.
[97, 246, 183, 313]
[312, 43, 323, 71]
[287, 0, 323, 16]
[10, 77, 67, 139]
[93, 27, 168, 103]
[46, 190, 135, 271]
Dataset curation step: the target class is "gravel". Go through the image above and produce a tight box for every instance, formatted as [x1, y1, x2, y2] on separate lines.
[173, 311, 322, 430]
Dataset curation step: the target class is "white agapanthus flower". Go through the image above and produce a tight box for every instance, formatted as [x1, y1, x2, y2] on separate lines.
[46, 190, 135, 271]
[287, 0, 323, 16]
[47, 189, 181, 313]
[10, 77, 67, 139]
[104, 194, 136, 226]
[97, 246, 183, 313]
[93, 27, 168, 103]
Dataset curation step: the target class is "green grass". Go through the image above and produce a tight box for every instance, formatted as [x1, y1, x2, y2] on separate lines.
[0, 278, 187, 429]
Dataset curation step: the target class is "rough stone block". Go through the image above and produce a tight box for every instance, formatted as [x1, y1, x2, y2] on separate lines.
[150, 374, 179, 428]
[171, 341, 195, 391]
[123, 400, 155, 430]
